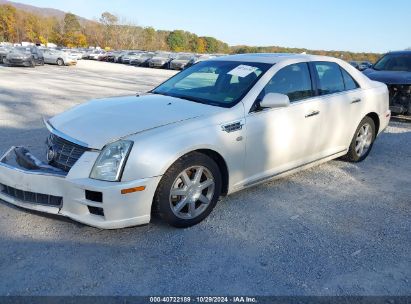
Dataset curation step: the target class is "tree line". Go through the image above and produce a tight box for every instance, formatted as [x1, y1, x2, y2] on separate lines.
[0, 4, 382, 62]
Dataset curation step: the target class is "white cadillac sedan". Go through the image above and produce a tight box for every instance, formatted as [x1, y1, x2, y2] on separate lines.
[0, 54, 390, 229]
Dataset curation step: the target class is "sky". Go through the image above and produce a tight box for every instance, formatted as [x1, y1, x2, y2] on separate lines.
[13, 0, 411, 53]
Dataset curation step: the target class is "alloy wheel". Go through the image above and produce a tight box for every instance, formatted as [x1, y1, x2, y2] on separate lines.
[355, 122, 373, 157]
[169, 166, 215, 220]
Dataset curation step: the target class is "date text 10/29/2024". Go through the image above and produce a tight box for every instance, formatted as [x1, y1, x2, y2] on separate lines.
[149, 296, 257, 303]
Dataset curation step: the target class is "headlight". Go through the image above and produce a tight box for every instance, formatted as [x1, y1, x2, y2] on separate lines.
[90, 140, 133, 182]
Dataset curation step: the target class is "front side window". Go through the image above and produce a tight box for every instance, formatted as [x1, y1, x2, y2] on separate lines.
[259, 63, 314, 102]
[152, 61, 271, 107]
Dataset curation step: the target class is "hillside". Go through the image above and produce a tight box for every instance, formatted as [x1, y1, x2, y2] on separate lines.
[0, 1, 382, 61]
[0, 0, 87, 21]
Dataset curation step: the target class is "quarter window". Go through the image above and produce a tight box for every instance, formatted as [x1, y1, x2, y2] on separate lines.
[260, 63, 314, 102]
[313, 62, 345, 95]
[341, 68, 359, 90]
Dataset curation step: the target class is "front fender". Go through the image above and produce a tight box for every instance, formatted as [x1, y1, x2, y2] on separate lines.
[120, 113, 246, 191]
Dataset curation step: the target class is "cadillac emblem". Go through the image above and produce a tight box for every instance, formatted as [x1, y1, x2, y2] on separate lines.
[47, 146, 56, 162]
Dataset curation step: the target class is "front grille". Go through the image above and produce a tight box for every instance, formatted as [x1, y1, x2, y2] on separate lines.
[1, 184, 62, 207]
[47, 133, 88, 172]
[9, 59, 25, 63]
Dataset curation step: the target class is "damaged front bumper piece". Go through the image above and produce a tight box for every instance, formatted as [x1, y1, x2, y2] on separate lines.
[0, 146, 159, 229]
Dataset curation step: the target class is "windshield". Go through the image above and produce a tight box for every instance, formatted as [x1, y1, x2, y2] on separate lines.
[373, 54, 411, 72]
[15, 47, 31, 53]
[152, 60, 272, 108]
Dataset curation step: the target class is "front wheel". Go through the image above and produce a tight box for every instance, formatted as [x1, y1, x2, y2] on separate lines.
[153, 152, 222, 228]
[343, 116, 376, 162]
[57, 58, 64, 66]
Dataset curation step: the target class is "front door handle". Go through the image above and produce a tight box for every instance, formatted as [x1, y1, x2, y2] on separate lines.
[305, 110, 320, 118]
[351, 98, 361, 104]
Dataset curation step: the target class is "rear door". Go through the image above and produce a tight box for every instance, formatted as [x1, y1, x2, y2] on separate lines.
[309, 61, 363, 155]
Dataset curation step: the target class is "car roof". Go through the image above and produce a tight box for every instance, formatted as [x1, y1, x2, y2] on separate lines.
[385, 50, 411, 55]
[212, 53, 342, 64]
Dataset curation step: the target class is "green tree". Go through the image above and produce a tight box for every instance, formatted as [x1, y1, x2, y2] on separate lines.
[100, 12, 118, 48]
[143, 26, 156, 50]
[0, 5, 17, 42]
[62, 13, 84, 47]
[167, 30, 187, 52]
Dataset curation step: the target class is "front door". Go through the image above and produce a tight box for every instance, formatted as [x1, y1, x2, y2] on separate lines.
[243, 62, 324, 185]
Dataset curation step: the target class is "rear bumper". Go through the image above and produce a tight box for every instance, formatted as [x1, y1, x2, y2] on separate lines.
[379, 110, 391, 134]
[0, 147, 161, 229]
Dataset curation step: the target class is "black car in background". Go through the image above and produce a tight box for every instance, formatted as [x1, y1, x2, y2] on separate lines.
[4, 46, 44, 67]
[363, 51, 411, 115]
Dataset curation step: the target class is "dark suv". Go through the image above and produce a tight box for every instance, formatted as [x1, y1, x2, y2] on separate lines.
[363, 51, 411, 115]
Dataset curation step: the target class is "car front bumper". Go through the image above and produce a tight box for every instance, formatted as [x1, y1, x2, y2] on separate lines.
[4, 58, 31, 66]
[149, 62, 166, 68]
[0, 147, 161, 229]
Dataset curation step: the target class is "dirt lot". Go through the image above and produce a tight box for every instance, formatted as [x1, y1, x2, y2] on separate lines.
[0, 61, 410, 296]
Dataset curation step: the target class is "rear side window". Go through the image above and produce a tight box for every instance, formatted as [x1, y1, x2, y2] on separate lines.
[260, 63, 314, 102]
[313, 62, 345, 95]
[341, 68, 359, 90]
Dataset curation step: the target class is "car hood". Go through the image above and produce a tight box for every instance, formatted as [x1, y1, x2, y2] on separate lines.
[7, 51, 30, 58]
[172, 60, 189, 64]
[49, 94, 222, 149]
[363, 69, 411, 85]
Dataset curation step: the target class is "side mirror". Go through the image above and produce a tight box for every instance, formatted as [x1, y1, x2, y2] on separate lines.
[260, 93, 290, 109]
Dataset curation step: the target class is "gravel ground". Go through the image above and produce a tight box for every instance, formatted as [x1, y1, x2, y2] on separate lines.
[0, 61, 410, 296]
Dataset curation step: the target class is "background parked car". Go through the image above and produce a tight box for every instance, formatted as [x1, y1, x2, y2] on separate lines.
[349, 61, 360, 69]
[121, 51, 141, 64]
[185, 54, 216, 68]
[130, 52, 155, 67]
[169, 54, 195, 70]
[66, 49, 83, 60]
[358, 61, 372, 71]
[43, 49, 77, 66]
[0, 45, 11, 64]
[4, 46, 44, 67]
[363, 51, 411, 115]
[148, 52, 174, 68]
[107, 51, 122, 62]
[88, 50, 106, 60]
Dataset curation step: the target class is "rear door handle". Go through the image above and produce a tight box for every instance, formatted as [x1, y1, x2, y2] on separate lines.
[351, 98, 361, 104]
[305, 110, 320, 118]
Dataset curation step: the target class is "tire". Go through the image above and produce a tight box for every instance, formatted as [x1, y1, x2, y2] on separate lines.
[39, 59, 44, 66]
[153, 152, 222, 228]
[343, 116, 376, 162]
[30, 58, 35, 68]
[57, 58, 64, 66]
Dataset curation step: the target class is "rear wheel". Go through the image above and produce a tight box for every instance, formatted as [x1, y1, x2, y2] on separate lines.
[343, 116, 376, 162]
[153, 152, 222, 228]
